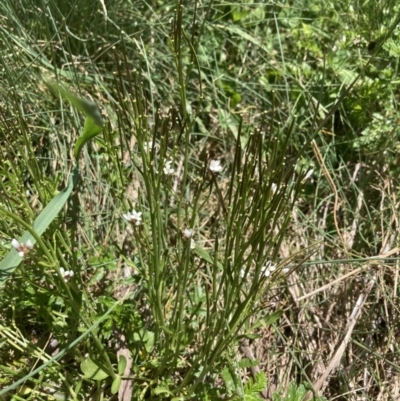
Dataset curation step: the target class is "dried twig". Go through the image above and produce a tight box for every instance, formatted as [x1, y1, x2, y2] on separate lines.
[303, 275, 377, 400]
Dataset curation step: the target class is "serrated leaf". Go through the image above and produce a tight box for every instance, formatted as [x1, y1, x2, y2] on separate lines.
[111, 375, 122, 394]
[118, 355, 127, 376]
[80, 357, 109, 381]
[0, 168, 80, 286]
[251, 372, 267, 392]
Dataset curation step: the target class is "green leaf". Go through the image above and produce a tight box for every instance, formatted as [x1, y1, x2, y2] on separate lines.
[230, 92, 242, 108]
[194, 246, 224, 270]
[117, 355, 127, 375]
[111, 375, 122, 394]
[133, 329, 155, 353]
[221, 368, 235, 394]
[46, 80, 104, 161]
[231, 8, 248, 22]
[264, 310, 283, 325]
[0, 168, 80, 286]
[154, 387, 173, 396]
[74, 117, 103, 160]
[243, 333, 260, 340]
[47, 80, 103, 126]
[239, 358, 259, 369]
[251, 372, 267, 392]
[80, 357, 109, 381]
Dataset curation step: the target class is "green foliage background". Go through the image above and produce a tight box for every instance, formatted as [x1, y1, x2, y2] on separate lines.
[1, 0, 400, 400]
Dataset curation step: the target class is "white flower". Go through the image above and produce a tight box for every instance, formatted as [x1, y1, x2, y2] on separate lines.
[261, 261, 277, 277]
[303, 169, 314, 181]
[190, 239, 196, 250]
[11, 238, 34, 257]
[182, 228, 193, 238]
[58, 268, 74, 278]
[282, 268, 290, 274]
[163, 160, 175, 175]
[123, 210, 142, 226]
[11, 239, 20, 249]
[240, 269, 246, 278]
[209, 160, 223, 173]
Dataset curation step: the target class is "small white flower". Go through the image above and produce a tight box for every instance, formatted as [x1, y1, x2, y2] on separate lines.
[261, 261, 276, 277]
[209, 160, 223, 173]
[182, 228, 193, 238]
[190, 239, 196, 250]
[123, 210, 142, 226]
[11, 239, 20, 249]
[163, 160, 175, 175]
[282, 268, 290, 274]
[240, 269, 246, 278]
[11, 238, 34, 257]
[303, 169, 314, 181]
[57, 268, 74, 278]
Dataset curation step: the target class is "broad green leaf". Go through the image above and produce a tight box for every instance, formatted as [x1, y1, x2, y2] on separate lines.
[80, 357, 109, 381]
[117, 355, 127, 375]
[0, 168, 80, 286]
[111, 375, 122, 394]
[74, 117, 103, 160]
[133, 329, 155, 353]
